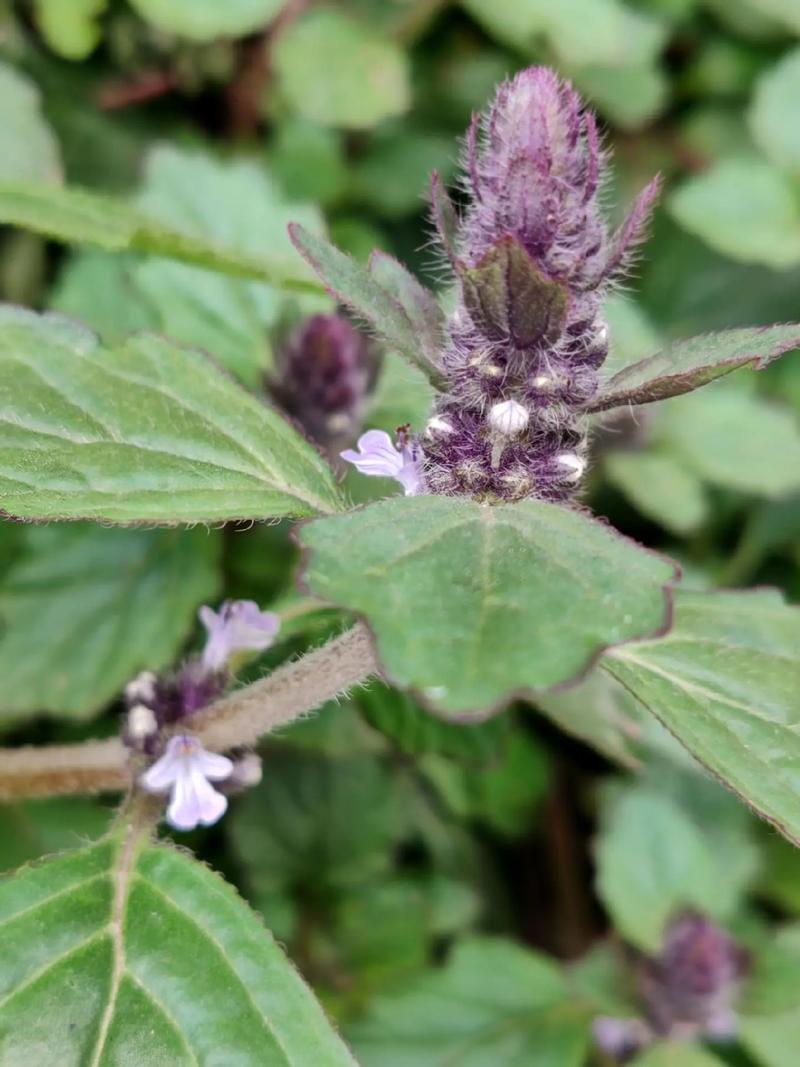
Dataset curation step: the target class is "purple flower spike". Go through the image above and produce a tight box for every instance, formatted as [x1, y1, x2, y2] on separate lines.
[139, 734, 233, 831]
[200, 600, 280, 672]
[341, 429, 423, 496]
[423, 65, 660, 503]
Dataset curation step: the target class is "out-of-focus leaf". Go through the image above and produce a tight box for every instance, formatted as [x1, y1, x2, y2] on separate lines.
[0, 798, 109, 873]
[357, 683, 510, 760]
[602, 293, 665, 380]
[0, 831, 357, 1065]
[460, 0, 665, 68]
[603, 588, 800, 846]
[420, 731, 550, 836]
[668, 158, 800, 268]
[271, 120, 348, 207]
[605, 451, 709, 535]
[273, 11, 410, 130]
[759, 831, 800, 914]
[129, 0, 286, 41]
[299, 495, 677, 716]
[595, 786, 720, 950]
[49, 251, 157, 343]
[742, 924, 800, 1015]
[741, 1008, 800, 1067]
[0, 64, 61, 184]
[572, 62, 668, 130]
[349, 936, 590, 1066]
[0, 180, 321, 290]
[0, 524, 219, 721]
[656, 386, 800, 498]
[0, 306, 342, 523]
[32, 0, 107, 60]
[350, 128, 456, 219]
[746, 0, 800, 35]
[132, 147, 328, 385]
[590, 324, 800, 411]
[750, 48, 800, 173]
[535, 669, 686, 769]
[228, 751, 406, 896]
[635, 1045, 727, 1067]
[366, 350, 435, 434]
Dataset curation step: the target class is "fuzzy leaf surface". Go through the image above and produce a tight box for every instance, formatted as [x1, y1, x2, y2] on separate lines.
[590, 325, 800, 411]
[603, 589, 800, 845]
[0, 832, 356, 1065]
[299, 496, 677, 715]
[0, 307, 341, 522]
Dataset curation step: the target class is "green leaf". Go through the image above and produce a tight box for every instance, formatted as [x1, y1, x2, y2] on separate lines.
[129, 0, 285, 41]
[750, 48, 800, 174]
[228, 751, 406, 896]
[0, 306, 342, 523]
[290, 224, 445, 387]
[459, 0, 665, 68]
[298, 496, 677, 716]
[349, 936, 590, 1066]
[657, 386, 800, 498]
[668, 158, 800, 268]
[366, 351, 435, 435]
[603, 588, 800, 845]
[0, 181, 320, 292]
[535, 669, 683, 769]
[742, 924, 800, 1015]
[50, 251, 158, 344]
[741, 1009, 800, 1067]
[745, 0, 800, 35]
[133, 147, 328, 386]
[590, 325, 800, 411]
[32, 0, 107, 60]
[595, 785, 724, 950]
[0, 64, 62, 184]
[357, 683, 511, 761]
[0, 525, 219, 721]
[367, 251, 445, 371]
[351, 128, 456, 220]
[634, 1045, 727, 1067]
[0, 798, 109, 873]
[602, 293, 665, 380]
[0, 831, 356, 1065]
[571, 62, 668, 131]
[605, 452, 709, 535]
[273, 11, 410, 130]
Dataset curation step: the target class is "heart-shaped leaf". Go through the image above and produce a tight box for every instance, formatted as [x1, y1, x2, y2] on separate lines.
[0, 306, 341, 523]
[603, 588, 800, 844]
[0, 829, 356, 1065]
[589, 325, 800, 411]
[298, 496, 677, 716]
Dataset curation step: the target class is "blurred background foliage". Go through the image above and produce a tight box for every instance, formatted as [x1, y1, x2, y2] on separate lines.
[0, 0, 800, 1063]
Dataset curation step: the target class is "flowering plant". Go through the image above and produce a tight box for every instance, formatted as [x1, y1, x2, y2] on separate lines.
[0, 7, 800, 1065]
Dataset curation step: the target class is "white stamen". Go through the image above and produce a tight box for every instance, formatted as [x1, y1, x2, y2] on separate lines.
[557, 452, 587, 480]
[425, 416, 454, 437]
[125, 670, 157, 705]
[127, 703, 157, 741]
[488, 399, 530, 436]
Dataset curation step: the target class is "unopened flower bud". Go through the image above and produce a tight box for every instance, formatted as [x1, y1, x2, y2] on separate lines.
[125, 670, 157, 706]
[425, 415, 454, 437]
[489, 399, 529, 436]
[557, 452, 587, 481]
[127, 703, 158, 742]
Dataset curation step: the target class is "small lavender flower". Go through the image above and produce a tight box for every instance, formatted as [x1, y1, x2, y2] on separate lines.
[340, 428, 424, 496]
[200, 599, 280, 673]
[270, 313, 375, 450]
[421, 66, 659, 502]
[139, 734, 233, 831]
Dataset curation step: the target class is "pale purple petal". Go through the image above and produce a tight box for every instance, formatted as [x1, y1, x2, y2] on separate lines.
[200, 599, 280, 671]
[166, 770, 228, 831]
[139, 738, 184, 792]
[193, 748, 234, 781]
[340, 430, 405, 478]
[341, 429, 424, 495]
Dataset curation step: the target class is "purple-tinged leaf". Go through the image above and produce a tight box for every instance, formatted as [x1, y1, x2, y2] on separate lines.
[429, 170, 460, 264]
[367, 250, 445, 372]
[589, 325, 800, 412]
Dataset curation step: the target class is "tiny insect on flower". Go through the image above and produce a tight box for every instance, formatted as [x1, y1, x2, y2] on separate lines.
[199, 599, 280, 673]
[340, 429, 423, 496]
[139, 734, 234, 831]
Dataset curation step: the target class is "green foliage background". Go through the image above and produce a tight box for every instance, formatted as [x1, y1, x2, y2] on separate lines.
[1, 1, 800, 1064]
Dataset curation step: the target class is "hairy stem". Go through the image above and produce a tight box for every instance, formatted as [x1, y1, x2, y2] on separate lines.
[0, 624, 381, 800]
